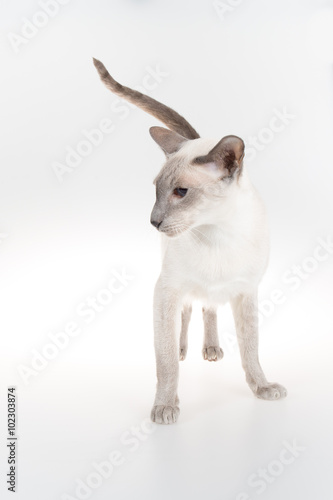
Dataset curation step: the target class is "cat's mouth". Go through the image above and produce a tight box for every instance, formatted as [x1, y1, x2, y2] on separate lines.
[159, 225, 189, 238]
[160, 230, 180, 238]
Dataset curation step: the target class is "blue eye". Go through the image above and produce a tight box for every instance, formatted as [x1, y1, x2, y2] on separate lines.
[174, 187, 188, 197]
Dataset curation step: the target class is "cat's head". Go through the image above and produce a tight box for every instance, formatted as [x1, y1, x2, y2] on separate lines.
[92, 58, 246, 235]
[149, 127, 245, 237]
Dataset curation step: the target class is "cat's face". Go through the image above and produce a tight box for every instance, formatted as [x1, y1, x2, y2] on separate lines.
[150, 133, 245, 237]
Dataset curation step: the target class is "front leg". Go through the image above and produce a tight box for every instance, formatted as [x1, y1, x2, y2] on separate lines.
[179, 304, 192, 361]
[230, 291, 287, 400]
[151, 277, 182, 424]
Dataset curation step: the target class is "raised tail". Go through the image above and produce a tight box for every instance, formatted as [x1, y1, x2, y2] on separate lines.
[93, 58, 200, 140]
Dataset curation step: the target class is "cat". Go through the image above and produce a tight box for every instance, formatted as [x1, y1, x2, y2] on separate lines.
[93, 58, 287, 424]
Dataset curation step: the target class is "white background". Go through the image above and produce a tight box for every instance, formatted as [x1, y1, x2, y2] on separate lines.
[1, 0, 333, 499]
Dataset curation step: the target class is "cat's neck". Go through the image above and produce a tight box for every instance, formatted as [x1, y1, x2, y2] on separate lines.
[182, 169, 264, 245]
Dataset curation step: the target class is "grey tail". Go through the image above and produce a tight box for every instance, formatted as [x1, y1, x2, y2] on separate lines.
[92, 58, 200, 140]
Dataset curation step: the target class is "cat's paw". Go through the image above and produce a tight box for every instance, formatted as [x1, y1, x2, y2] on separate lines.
[202, 346, 224, 362]
[151, 405, 180, 424]
[179, 347, 187, 361]
[255, 383, 287, 400]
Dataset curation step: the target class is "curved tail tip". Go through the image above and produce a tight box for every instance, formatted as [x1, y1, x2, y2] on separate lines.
[92, 57, 108, 78]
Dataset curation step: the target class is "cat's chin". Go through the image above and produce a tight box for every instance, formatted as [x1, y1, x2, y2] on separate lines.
[161, 232, 179, 238]
[161, 229, 187, 238]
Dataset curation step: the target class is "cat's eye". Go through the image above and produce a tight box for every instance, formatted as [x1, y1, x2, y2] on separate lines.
[173, 187, 188, 198]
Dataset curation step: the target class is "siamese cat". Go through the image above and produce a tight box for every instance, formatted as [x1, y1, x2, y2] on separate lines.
[93, 58, 287, 424]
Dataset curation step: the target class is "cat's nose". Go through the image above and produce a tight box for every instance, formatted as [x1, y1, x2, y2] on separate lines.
[151, 219, 162, 229]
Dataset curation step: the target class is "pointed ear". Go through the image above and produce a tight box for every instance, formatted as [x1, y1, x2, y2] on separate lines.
[194, 135, 245, 178]
[149, 126, 188, 156]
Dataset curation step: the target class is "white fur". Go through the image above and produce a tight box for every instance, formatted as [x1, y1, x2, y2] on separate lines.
[161, 167, 269, 306]
[151, 139, 287, 425]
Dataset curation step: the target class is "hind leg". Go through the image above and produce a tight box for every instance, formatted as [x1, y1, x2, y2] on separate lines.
[202, 307, 224, 362]
[179, 304, 192, 361]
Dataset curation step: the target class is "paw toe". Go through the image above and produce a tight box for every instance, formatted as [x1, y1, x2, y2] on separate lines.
[202, 346, 224, 362]
[179, 348, 187, 361]
[151, 405, 180, 424]
[256, 383, 287, 400]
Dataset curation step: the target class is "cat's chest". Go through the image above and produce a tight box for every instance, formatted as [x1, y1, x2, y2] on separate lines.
[162, 230, 267, 302]
[181, 239, 251, 283]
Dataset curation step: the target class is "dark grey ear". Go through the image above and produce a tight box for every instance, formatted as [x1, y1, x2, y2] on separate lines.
[194, 135, 245, 178]
[149, 126, 188, 156]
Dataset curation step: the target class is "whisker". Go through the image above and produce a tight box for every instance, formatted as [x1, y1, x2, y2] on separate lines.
[191, 226, 214, 245]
